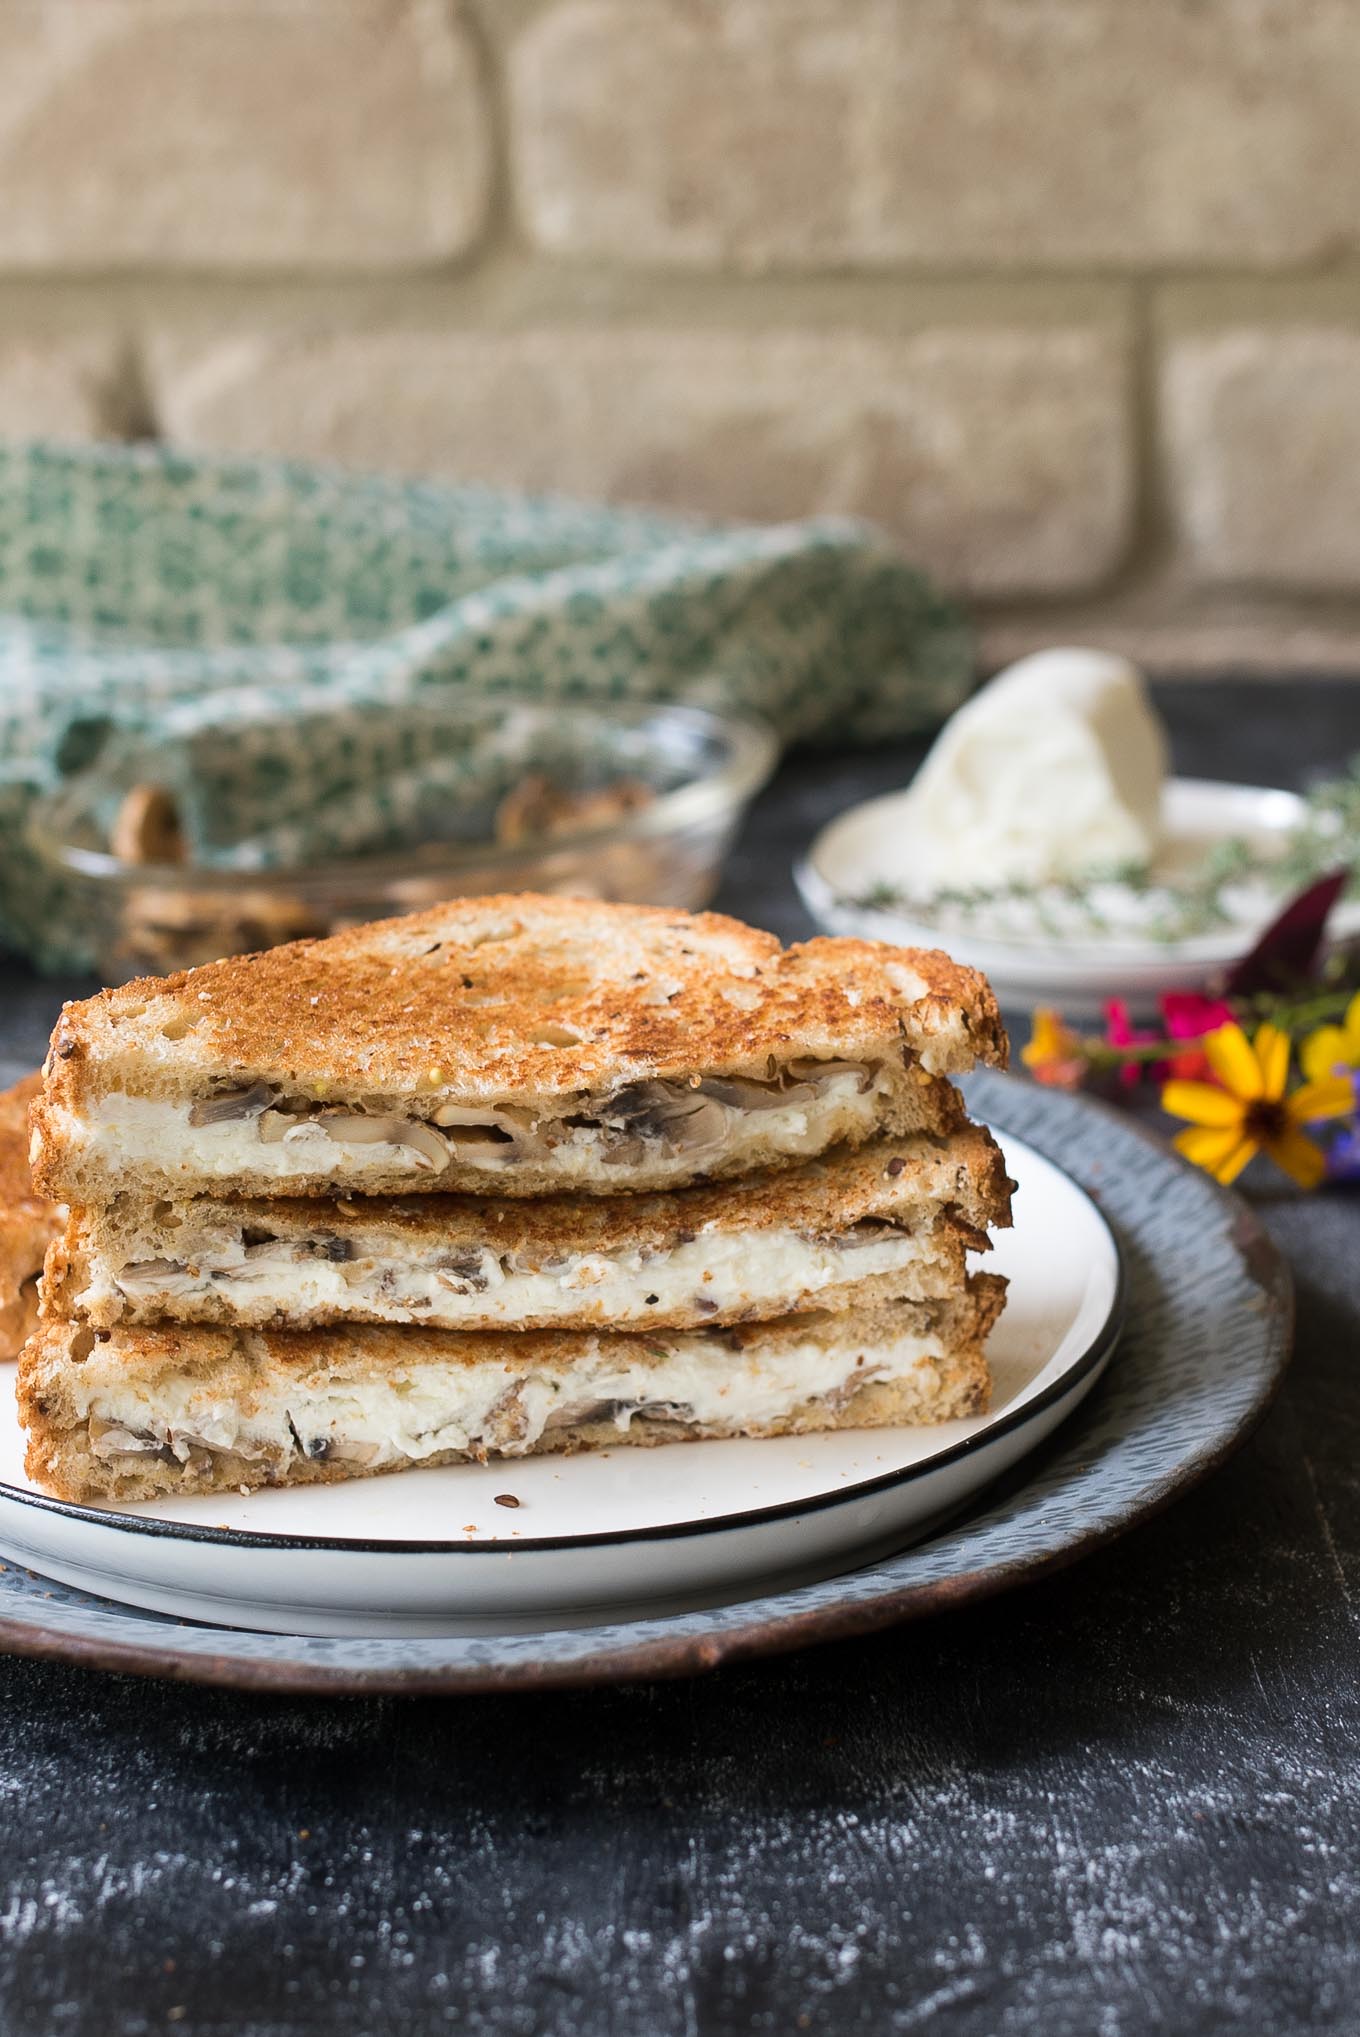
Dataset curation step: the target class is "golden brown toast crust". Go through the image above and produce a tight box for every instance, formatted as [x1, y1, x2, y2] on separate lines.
[35, 893, 1007, 1120]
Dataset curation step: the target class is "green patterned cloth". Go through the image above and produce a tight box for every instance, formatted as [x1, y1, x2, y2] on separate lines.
[0, 439, 971, 970]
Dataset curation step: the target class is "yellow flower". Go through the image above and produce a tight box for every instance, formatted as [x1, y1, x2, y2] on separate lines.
[1300, 990, 1360, 1085]
[1021, 1008, 1085, 1089]
[1162, 1021, 1354, 1189]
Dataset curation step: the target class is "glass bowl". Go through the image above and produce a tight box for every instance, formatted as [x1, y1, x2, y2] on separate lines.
[28, 698, 777, 985]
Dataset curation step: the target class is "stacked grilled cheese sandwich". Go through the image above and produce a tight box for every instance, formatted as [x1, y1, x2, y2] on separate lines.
[21, 895, 1012, 1504]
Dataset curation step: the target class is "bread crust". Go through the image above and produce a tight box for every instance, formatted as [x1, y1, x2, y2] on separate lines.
[32, 895, 1006, 1201]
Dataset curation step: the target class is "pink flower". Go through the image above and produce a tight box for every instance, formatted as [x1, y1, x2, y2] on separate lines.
[1103, 999, 1159, 1087]
[1161, 992, 1235, 1039]
[1159, 993, 1235, 1083]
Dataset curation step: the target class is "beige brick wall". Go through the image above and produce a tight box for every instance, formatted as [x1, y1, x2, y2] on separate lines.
[151, 323, 1131, 596]
[5, 0, 1360, 672]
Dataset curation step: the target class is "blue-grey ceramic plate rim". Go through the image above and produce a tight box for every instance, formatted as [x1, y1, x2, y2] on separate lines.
[0, 1072, 1292, 1694]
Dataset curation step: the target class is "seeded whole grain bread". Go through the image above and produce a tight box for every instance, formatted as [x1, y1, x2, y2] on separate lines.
[31, 894, 1006, 1201]
[21, 1277, 1006, 1504]
[0, 1073, 61, 1359]
[47, 1122, 1013, 1332]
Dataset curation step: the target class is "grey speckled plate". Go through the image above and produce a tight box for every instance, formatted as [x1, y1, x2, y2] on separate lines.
[0, 1073, 1291, 1694]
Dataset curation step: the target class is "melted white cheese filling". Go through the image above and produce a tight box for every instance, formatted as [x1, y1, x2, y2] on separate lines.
[71, 1071, 882, 1186]
[88, 1224, 941, 1328]
[83, 1329, 947, 1470]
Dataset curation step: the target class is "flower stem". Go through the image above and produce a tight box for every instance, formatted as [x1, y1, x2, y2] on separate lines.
[1076, 986, 1356, 1071]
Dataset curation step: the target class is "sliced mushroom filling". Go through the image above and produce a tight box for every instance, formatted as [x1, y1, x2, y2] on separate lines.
[148, 1060, 890, 1180]
[100, 1205, 947, 1328]
[79, 1061, 905, 1198]
[81, 1324, 946, 1476]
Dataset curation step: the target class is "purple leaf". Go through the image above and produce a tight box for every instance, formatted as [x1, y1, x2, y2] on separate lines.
[1222, 867, 1352, 997]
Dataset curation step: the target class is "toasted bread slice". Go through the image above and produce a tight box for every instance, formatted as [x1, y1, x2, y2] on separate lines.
[20, 1277, 1005, 1504]
[0, 1074, 61, 1360]
[49, 1123, 1011, 1333]
[32, 895, 1005, 1201]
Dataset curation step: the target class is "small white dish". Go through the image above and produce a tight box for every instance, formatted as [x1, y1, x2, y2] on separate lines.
[798, 777, 1360, 1017]
[0, 1134, 1118, 1639]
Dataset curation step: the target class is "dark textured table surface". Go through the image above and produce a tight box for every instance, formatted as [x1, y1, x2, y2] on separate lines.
[4, 681, 1360, 2037]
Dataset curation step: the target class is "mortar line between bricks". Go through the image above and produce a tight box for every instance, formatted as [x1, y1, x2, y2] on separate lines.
[458, 0, 520, 270]
[13, 264, 1360, 318]
[1121, 280, 1174, 594]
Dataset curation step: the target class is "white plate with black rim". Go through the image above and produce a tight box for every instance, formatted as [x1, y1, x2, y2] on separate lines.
[798, 777, 1360, 1017]
[0, 1129, 1121, 1638]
